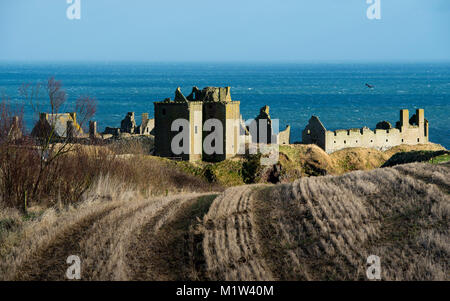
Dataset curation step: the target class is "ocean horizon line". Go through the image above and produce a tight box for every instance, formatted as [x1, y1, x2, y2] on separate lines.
[1, 60, 450, 66]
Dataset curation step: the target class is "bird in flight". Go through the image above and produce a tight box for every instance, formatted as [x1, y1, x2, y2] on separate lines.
[365, 83, 374, 89]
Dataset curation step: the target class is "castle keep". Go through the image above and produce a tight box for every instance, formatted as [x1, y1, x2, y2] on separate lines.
[302, 109, 429, 153]
[154, 86, 242, 162]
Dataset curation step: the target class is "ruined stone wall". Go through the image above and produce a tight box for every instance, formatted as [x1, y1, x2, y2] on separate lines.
[398, 109, 428, 145]
[303, 109, 429, 154]
[253, 106, 273, 144]
[278, 125, 290, 145]
[121, 112, 136, 134]
[323, 109, 428, 153]
[32, 112, 83, 138]
[324, 127, 402, 153]
[147, 119, 155, 135]
[302, 116, 326, 150]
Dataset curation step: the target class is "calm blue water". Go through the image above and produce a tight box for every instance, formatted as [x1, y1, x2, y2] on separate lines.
[0, 62, 449, 148]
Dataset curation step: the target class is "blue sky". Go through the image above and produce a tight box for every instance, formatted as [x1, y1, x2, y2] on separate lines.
[0, 0, 449, 62]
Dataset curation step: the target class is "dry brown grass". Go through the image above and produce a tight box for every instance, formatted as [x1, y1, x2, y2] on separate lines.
[202, 185, 274, 281]
[279, 143, 446, 179]
[127, 194, 217, 281]
[329, 147, 389, 174]
[0, 142, 220, 212]
[394, 162, 450, 194]
[0, 176, 128, 280]
[105, 136, 154, 156]
[279, 144, 334, 179]
[252, 163, 449, 280]
[0, 161, 447, 281]
[0, 174, 218, 280]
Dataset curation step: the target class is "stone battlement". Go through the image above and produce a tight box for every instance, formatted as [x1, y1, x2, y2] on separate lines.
[303, 109, 429, 153]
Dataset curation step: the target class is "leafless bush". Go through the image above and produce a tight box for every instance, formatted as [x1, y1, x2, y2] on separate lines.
[0, 79, 98, 212]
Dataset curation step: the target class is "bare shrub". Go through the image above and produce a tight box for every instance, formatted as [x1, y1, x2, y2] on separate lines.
[0, 78, 97, 212]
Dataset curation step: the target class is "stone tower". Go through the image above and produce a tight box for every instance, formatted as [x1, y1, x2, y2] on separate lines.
[154, 86, 240, 162]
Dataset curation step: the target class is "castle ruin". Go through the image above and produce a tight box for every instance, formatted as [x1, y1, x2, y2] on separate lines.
[29, 91, 429, 161]
[103, 112, 154, 137]
[154, 86, 243, 162]
[31, 112, 84, 139]
[302, 109, 429, 153]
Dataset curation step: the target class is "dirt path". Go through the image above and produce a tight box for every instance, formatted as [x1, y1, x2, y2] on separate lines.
[13, 205, 118, 280]
[9, 192, 209, 280]
[202, 185, 274, 281]
[77, 195, 178, 280]
[124, 194, 200, 280]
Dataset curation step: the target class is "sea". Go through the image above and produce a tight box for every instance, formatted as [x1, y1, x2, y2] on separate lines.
[0, 62, 449, 149]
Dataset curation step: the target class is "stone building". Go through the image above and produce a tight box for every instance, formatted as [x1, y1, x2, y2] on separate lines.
[31, 112, 84, 139]
[103, 112, 155, 137]
[154, 86, 242, 162]
[120, 112, 137, 134]
[251, 105, 290, 145]
[302, 109, 429, 153]
[138, 113, 155, 135]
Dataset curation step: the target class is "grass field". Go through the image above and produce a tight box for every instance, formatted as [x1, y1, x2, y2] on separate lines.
[1, 161, 448, 280]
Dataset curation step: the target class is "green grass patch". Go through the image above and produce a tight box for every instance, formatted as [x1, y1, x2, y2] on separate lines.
[430, 153, 450, 164]
[171, 158, 246, 187]
[383, 150, 450, 167]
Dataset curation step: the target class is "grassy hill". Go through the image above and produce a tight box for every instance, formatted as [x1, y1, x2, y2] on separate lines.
[1, 161, 448, 280]
[251, 162, 449, 280]
[165, 143, 448, 188]
[278, 143, 447, 179]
